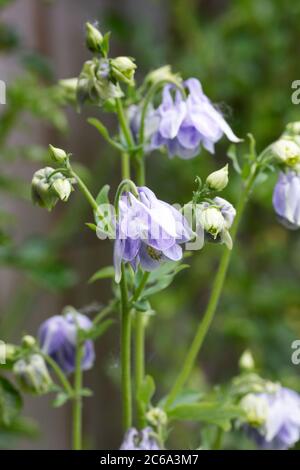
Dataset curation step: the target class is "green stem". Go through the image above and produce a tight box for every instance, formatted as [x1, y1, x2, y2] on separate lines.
[42, 353, 73, 396]
[70, 171, 98, 212]
[132, 272, 150, 428]
[116, 98, 135, 180]
[135, 312, 146, 428]
[73, 340, 83, 450]
[120, 263, 132, 430]
[165, 173, 257, 409]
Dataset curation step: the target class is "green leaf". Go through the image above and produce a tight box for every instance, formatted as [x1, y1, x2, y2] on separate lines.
[88, 118, 111, 141]
[143, 263, 189, 298]
[167, 401, 244, 431]
[88, 266, 115, 283]
[79, 388, 93, 397]
[227, 144, 241, 175]
[52, 392, 69, 408]
[0, 377, 22, 426]
[159, 390, 203, 408]
[138, 375, 156, 407]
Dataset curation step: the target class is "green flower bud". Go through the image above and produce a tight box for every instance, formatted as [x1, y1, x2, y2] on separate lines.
[31, 167, 72, 210]
[239, 350, 255, 371]
[52, 178, 72, 201]
[206, 164, 229, 191]
[146, 407, 168, 428]
[199, 206, 226, 238]
[13, 354, 52, 395]
[48, 144, 67, 164]
[31, 167, 60, 210]
[85, 22, 103, 54]
[77, 59, 123, 106]
[271, 139, 300, 167]
[145, 65, 182, 87]
[22, 335, 36, 349]
[110, 56, 137, 86]
[240, 393, 268, 426]
[286, 121, 300, 136]
[58, 78, 78, 105]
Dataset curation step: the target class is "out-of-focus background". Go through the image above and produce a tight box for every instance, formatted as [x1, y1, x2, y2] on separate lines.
[1, 0, 300, 450]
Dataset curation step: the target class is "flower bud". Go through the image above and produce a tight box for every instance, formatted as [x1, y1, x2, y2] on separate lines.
[271, 139, 300, 167]
[85, 22, 103, 54]
[146, 408, 167, 428]
[206, 164, 229, 191]
[31, 167, 73, 210]
[48, 144, 67, 164]
[13, 354, 52, 395]
[240, 393, 268, 426]
[199, 206, 226, 238]
[22, 335, 36, 349]
[52, 178, 72, 201]
[58, 78, 78, 105]
[110, 56, 137, 86]
[239, 350, 255, 371]
[77, 59, 123, 106]
[31, 167, 60, 211]
[286, 121, 300, 136]
[145, 65, 181, 87]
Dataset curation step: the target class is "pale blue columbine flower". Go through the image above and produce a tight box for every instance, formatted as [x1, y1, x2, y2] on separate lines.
[150, 78, 240, 159]
[38, 309, 95, 375]
[114, 186, 194, 282]
[273, 171, 300, 229]
[242, 388, 300, 450]
[120, 427, 161, 450]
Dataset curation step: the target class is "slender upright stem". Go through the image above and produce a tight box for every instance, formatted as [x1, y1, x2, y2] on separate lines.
[70, 171, 98, 212]
[165, 173, 257, 409]
[42, 353, 73, 396]
[132, 272, 150, 428]
[120, 263, 132, 429]
[73, 340, 83, 450]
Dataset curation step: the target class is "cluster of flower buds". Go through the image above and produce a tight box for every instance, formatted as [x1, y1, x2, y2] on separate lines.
[31, 166, 72, 211]
[77, 23, 136, 107]
[13, 354, 52, 395]
[196, 197, 236, 249]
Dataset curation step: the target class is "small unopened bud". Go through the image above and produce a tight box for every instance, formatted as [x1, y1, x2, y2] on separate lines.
[22, 335, 36, 349]
[110, 56, 137, 86]
[146, 408, 167, 428]
[52, 178, 72, 201]
[31, 167, 72, 210]
[286, 121, 300, 136]
[85, 22, 103, 54]
[272, 139, 300, 167]
[145, 65, 181, 87]
[206, 164, 229, 191]
[199, 206, 225, 238]
[240, 394, 268, 426]
[239, 350, 255, 371]
[13, 354, 52, 395]
[49, 145, 67, 164]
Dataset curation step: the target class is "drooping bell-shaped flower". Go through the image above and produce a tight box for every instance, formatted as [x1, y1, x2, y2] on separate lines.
[31, 167, 72, 211]
[151, 78, 240, 159]
[120, 427, 161, 450]
[38, 308, 95, 375]
[241, 387, 300, 450]
[114, 186, 194, 282]
[272, 171, 300, 229]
